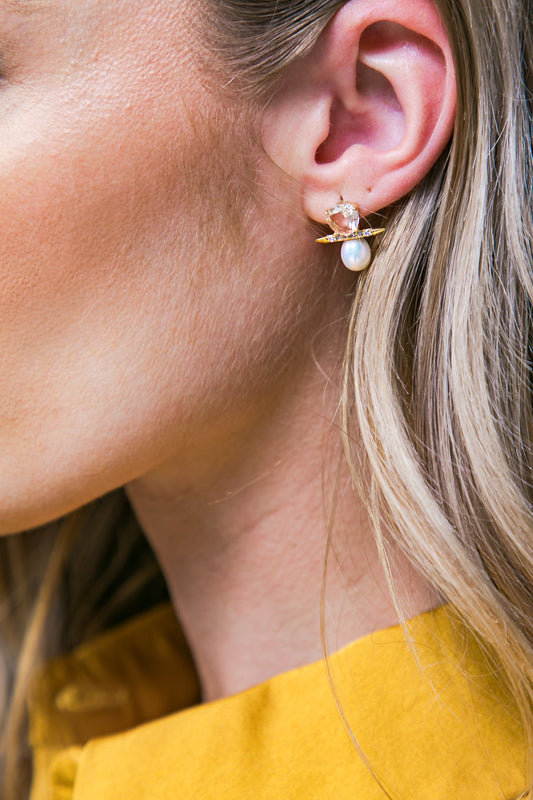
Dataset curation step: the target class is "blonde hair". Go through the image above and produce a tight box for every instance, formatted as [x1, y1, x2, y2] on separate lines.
[215, 0, 533, 783]
[2, 0, 533, 797]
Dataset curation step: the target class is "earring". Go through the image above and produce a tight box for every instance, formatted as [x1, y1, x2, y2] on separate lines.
[316, 202, 385, 271]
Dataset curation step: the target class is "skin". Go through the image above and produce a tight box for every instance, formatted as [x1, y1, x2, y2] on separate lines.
[0, 0, 439, 699]
[0, 0, 326, 530]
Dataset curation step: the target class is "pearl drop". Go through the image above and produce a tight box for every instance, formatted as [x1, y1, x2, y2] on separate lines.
[341, 239, 372, 271]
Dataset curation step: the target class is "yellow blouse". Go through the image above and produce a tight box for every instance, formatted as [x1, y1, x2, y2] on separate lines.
[28, 603, 527, 800]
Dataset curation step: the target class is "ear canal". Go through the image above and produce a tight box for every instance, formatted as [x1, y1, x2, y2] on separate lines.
[315, 72, 405, 164]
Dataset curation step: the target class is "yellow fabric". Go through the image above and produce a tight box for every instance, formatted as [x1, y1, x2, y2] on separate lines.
[28, 603, 528, 800]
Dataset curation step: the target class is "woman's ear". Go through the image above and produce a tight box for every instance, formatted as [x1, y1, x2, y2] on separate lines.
[261, 0, 456, 222]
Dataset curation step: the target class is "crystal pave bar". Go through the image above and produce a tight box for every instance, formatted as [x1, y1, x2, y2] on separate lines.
[316, 227, 386, 244]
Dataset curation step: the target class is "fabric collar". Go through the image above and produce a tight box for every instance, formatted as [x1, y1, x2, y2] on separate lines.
[28, 604, 527, 800]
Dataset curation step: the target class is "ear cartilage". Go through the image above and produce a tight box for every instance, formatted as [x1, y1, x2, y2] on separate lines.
[316, 202, 385, 271]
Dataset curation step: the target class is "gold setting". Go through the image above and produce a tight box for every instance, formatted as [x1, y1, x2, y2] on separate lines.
[316, 201, 385, 244]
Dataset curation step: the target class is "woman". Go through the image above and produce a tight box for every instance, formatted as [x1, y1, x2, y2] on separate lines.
[0, 0, 531, 797]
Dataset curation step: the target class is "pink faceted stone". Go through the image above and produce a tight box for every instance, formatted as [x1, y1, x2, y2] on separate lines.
[326, 202, 360, 235]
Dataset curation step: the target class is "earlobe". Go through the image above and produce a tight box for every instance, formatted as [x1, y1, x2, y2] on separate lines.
[261, 0, 456, 224]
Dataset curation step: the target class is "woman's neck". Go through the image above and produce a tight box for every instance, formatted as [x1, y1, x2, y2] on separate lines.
[126, 350, 436, 702]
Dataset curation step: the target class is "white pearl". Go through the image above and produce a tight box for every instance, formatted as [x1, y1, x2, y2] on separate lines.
[341, 239, 372, 271]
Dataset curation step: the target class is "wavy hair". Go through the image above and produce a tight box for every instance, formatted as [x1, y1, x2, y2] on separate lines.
[1, 0, 532, 797]
[213, 0, 533, 784]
